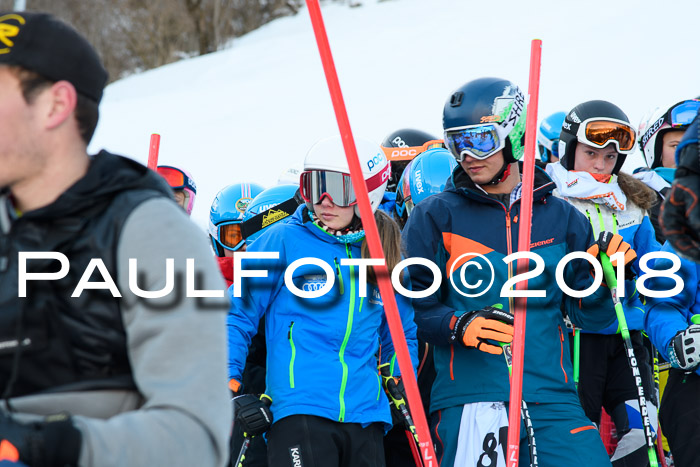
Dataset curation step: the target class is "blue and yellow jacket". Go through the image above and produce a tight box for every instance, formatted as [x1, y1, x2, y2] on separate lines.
[228, 205, 418, 427]
[402, 165, 617, 413]
[645, 242, 700, 377]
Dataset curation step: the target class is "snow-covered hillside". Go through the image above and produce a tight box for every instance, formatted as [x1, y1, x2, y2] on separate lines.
[89, 0, 700, 229]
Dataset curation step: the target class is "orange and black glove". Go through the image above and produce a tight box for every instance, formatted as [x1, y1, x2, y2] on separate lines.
[449, 306, 514, 355]
[586, 231, 637, 277]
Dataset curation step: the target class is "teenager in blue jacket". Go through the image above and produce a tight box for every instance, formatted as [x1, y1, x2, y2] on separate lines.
[645, 119, 700, 466]
[546, 100, 662, 466]
[228, 136, 418, 467]
[403, 78, 621, 467]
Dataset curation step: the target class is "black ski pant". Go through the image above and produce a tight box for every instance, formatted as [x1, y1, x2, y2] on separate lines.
[267, 414, 385, 467]
[573, 331, 656, 466]
[659, 369, 700, 467]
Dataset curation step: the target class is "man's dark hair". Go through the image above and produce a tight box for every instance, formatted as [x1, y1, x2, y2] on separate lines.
[7, 65, 99, 145]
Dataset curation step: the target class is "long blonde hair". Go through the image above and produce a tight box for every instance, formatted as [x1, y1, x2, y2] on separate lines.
[361, 209, 403, 286]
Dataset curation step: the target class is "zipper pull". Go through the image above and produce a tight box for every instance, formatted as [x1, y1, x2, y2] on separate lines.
[334, 257, 344, 295]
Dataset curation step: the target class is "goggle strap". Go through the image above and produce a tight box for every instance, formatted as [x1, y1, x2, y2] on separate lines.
[240, 197, 298, 239]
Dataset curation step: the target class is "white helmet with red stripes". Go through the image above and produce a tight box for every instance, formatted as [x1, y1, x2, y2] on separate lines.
[302, 135, 390, 218]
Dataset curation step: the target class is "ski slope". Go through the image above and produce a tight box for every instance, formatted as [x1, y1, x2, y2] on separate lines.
[89, 0, 700, 229]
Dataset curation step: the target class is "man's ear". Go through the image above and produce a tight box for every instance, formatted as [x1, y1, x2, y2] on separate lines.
[44, 80, 77, 131]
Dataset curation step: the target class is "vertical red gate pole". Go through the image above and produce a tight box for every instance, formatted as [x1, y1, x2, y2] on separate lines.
[147, 133, 161, 170]
[506, 39, 542, 467]
[304, 1, 436, 465]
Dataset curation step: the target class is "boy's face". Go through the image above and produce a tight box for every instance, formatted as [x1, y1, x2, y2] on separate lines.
[573, 142, 618, 175]
[0, 67, 44, 190]
[460, 150, 506, 185]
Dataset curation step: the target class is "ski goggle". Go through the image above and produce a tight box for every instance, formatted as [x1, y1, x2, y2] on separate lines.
[575, 118, 636, 154]
[156, 166, 197, 193]
[381, 139, 444, 161]
[216, 221, 243, 250]
[667, 99, 700, 128]
[444, 124, 505, 161]
[300, 166, 391, 207]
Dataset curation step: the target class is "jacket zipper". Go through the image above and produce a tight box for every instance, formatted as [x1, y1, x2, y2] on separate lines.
[334, 257, 345, 295]
[338, 243, 355, 422]
[558, 325, 568, 383]
[504, 207, 515, 313]
[288, 321, 296, 388]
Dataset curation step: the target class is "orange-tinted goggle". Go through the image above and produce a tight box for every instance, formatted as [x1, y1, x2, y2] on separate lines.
[381, 139, 444, 161]
[217, 221, 243, 250]
[156, 166, 197, 193]
[576, 118, 636, 154]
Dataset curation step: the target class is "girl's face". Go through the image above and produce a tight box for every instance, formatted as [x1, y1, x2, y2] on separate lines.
[661, 130, 684, 169]
[314, 195, 355, 232]
[573, 142, 619, 175]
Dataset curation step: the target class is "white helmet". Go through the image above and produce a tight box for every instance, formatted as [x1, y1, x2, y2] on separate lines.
[302, 136, 390, 217]
[277, 165, 304, 185]
[638, 99, 700, 168]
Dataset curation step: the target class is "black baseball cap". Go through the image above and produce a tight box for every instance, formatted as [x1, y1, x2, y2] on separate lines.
[0, 12, 108, 102]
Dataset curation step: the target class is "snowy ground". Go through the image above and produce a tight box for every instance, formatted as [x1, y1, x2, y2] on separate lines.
[89, 0, 700, 230]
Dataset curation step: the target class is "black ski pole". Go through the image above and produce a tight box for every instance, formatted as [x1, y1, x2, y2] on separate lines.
[233, 394, 272, 467]
[379, 364, 424, 467]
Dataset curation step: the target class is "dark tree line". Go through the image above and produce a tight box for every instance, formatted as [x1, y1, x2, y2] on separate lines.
[0, 0, 307, 81]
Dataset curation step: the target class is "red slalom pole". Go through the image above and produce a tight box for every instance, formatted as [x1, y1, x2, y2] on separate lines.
[304, 1, 436, 465]
[147, 133, 161, 170]
[506, 39, 542, 467]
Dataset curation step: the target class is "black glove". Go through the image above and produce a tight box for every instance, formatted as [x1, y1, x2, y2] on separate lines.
[379, 363, 410, 428]
[233, 394, 272, 437]
[449, 306, 514, 355]
[661, 176, 700, 262]
[669, 324, 700, 371]
[0, 412, 81, 466]
[379, 364, 407, 408]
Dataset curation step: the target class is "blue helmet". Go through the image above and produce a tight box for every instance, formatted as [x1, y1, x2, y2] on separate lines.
[394, 159, 414, 220]
[240, 184, 301, 245]
[537, 111, 566, 162]
[395, 148, 457, 220]
[209, 182, 265, 256]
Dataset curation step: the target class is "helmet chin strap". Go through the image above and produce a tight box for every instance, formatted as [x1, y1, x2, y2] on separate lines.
[482, 161, 512, 186]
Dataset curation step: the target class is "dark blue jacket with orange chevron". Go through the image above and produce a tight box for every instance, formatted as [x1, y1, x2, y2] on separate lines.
[402, 164, 617, 413]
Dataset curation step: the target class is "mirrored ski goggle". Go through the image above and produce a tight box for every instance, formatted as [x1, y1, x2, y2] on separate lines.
[668, 99, 700, 128]
[156, 166, 197, 193]
[576, 118, 636, 154]
[216, 221, 243, 250]
[381, 140, 445, 161]
[300, 166, 391, 207]
[444, 124, 505, 161]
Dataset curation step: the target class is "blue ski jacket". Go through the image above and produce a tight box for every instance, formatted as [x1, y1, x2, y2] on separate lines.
[402, 165, 617, 413]
[644, 242, 700, 376]
[228, 205, 418, 428]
